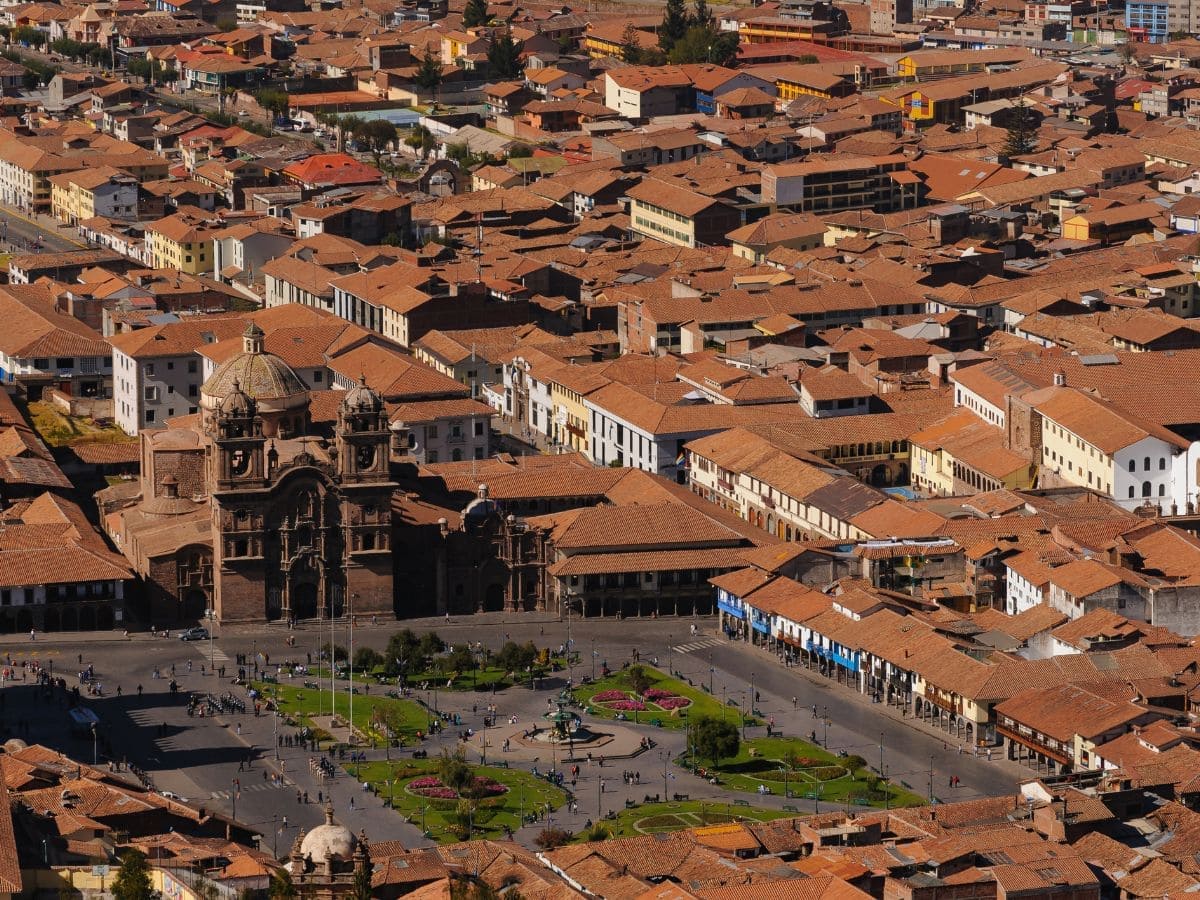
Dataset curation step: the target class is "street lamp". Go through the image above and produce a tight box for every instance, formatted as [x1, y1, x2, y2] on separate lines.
[90, 724, 97, 766]
[928, 755, 935, 803]
[667, 635, 672, 677]
[708, 651, 714, 694]
[780, 765, 788, 799]
[750, 671, 756, 719]
[879, 732, 884, 777]
[591, 640, 596, 681]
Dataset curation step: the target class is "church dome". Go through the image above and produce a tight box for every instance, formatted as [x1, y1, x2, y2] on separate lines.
[141, 474, 198, 517]
[341, 375, 384, 414]
[299, 805, 356, 864]
[202, 324, 307, 406]
[200, 323, 309, 438]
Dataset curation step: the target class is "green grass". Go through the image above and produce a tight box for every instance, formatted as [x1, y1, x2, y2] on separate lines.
[26, 400, 135, 448]
[571, 665, 758, 730]
[681, 737, 925, 808]
[309, 658, 569, 693]
[358, 759, 567, 843]
[255, 680, 430, 747]
[590, 801, 796, 839]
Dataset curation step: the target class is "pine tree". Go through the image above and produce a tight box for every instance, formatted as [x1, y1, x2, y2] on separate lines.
[112, 849, 155, 900]
[463, 0, 489, 26]
[693, 0, 714, 29]
[658, 0, 690, 52]
[414, 47, 443, 90]
[486, 29, 523, 79]
[619, 21, 643, 63]
[1002, 101, 1037, 160]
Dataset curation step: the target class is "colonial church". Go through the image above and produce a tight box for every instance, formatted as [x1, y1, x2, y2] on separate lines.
[101, 324, 395, 625]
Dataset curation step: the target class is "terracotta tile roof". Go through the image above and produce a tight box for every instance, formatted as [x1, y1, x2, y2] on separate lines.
[995, 681, 1154, 742]
[532, 502, 745, 551]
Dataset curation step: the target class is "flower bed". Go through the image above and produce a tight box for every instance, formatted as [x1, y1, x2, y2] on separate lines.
[407, 774, 509, 800]
[655, 697, 690, 710]
[592, 690, 628, 702]
[607, 699, 647, 711]
[643, 689, 675, 701]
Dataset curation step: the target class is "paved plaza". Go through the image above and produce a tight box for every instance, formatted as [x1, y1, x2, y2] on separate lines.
[0, 614, 1027, 850]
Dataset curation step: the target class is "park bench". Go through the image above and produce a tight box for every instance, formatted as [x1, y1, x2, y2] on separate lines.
[625, 799, 637, 809]
[783, 805, 799, 812]
[644, 794, 660, 803]
[672, 793, 689, 801]
[650, 719, 662, 727]
[733, 799, 750, 807]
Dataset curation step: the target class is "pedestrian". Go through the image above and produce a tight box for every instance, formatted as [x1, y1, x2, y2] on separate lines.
[237, 723, 242, 736]
[137, 684, 143, 696]
[282, 816, 288, 829]
[948, 775, 953, 787]
[349, 797, 355, 811]
[792, 696, 797, 708]
[78, 653, 83, 665]
[28, 629, 34, 642]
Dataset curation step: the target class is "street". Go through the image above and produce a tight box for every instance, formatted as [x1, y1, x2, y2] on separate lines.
[0, 614, 1025, 852]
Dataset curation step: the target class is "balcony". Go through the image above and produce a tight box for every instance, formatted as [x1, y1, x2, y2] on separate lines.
[759, 494, 775, 510]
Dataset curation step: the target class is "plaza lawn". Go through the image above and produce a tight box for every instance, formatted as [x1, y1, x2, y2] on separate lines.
[571, 665, 758, 731]
[680, 737, 925, 809]
[255, 680, 429, 747]
[357, 759, 567, 843]
[592, 800, 795, 839]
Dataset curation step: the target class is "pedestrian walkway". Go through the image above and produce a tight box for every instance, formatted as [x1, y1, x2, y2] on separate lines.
[671, 637, 723, 654]
[211, 781, 289, 800]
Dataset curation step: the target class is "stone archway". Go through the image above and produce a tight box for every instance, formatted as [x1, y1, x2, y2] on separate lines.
[183, 589, 208, 621]
[293, 582, 319, 620]
[871, 464, 889, 486]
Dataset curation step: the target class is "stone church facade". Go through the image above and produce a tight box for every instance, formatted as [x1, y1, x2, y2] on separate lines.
[101, 324, 395, 625]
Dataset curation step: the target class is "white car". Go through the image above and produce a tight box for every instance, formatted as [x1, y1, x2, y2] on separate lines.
[160, 791, 188, 802]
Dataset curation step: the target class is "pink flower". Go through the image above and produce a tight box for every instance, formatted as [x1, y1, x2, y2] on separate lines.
[607, 700, 646, 711]
[413, 786, 457, 799]
[655, 697, 690, 710]
[592, 690, 627, 702]
[643, 689, 676, 700]
[409, 776, 442, 789]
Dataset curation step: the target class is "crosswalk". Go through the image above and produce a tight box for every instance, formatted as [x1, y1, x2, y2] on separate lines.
[671, 637, 723, 655]
[211, 781, 289, 800]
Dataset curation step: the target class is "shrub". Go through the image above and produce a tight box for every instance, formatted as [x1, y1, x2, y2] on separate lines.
[535, 827, 572, 849]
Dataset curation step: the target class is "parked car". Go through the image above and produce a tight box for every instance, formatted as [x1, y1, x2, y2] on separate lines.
[179, 627, 209, 641]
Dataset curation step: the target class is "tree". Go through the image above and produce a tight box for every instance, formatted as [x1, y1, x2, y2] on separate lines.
[487, 29, 523, 79]
[112, 849, 156, 900]
[437, 645, 475, 676]
[463, 0, 489, 26]
[414, 47, 443, 91]
[659, 0, 690, 51]
[255, 87, 289, 119]
[320, 642, 348, 662]
[126, 57, 152, 83]
[689, 715, 739, 769]
[620, 21, 644, 63]
[12, 26, 46, 48]
[1002, 101, 1038, 160]
[437, 748, 474, 795]
[360, 118, 398, 163]
[625, 665, 653, 697]
[495, 640, 537, 675]
[668, 25, 737, 65]
[693, 0, 714, 29]
[405, 124, 437, 158]
[352, 858, 373, 900]
[535, 827, 572, 849]
[353, 647, 383, 671]
[268, 867, 297, 900]
[508, 143, 533, 159]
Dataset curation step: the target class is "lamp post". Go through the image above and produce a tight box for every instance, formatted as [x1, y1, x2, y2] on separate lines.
[591, 640, 596, 681]
[928, 755, 935, 803]
[349, 593, 357, 764]
[879, 732, 884, 778]
[91, 724, 97, 766]
[667, 635, 672, 677]
[740, 692, 747, 739]
[780, 765, 788, 799]
[708, 651, 714, 694]
[722, 683, 726, 722]
[272, 814, 278, 857]
[823, 706, 829, 748]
